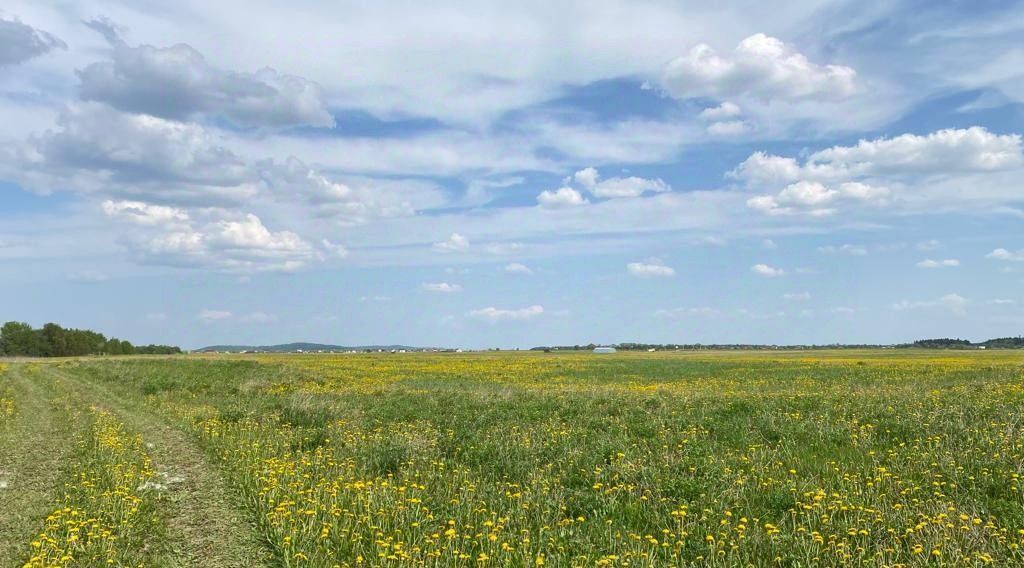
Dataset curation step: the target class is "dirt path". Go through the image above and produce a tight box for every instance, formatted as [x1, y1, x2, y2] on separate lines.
[0, 365, 84, 565]
[46, 365, 272, 567]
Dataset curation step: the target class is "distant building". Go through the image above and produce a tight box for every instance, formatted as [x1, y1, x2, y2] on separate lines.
[593, 347, 617, 354]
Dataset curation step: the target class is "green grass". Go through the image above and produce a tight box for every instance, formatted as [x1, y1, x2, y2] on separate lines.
[1, 351, 1023, 566]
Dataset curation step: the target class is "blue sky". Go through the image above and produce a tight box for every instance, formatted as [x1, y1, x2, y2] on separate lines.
[1, 0, 1023, 349]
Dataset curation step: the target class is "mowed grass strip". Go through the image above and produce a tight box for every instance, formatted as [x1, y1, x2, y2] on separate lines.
[50, 363, 273, 567]
[0, 364, 88, 566]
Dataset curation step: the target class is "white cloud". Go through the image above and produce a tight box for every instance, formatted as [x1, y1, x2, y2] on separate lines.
[818, 244, 868, 256]
[469, 305, 544, 322]
[662, 33, 857, 102]
[808, 127, 1022, 176]
[359, 295, 391, 303]
[573, 167, 669, 199]
[321, 239, 349, 258]
[988, 299, 1016, 305]
[0, 15, 65, 67]
[79, 18, 333, 128]
[916, 258, 960, 268]
[198, 309, 233, 321]
[261, 157, 444, 225]
[504, 262, 532, 275]
[11, 103, 255, 205]
[783, 292, 811, 301]
[104, 206, 317, 273]
[627, 258, 675, 277]
[737, 128, 1022, 185]
[537, 186, 587, 208]
[481, 242, 525, 256]
[916, 239, 941, 251]
[892, 293, 968, 315]
[102, 200, 189, 227]
[738, 127, 1023, 216]
[699, 101, 742, 120]
[751, 263, 785, 277]
[573, 167, 600, 188]
[433, 233, 470, 252]
[986, 248, 1024, 261]
[706, 120, 750, 136]
[747, 180, 889, 216]
[729, 152, 801, 186]
[654, 307, 719, 318]
[699, 102, 749, 136]
[422, 282, 462, 293]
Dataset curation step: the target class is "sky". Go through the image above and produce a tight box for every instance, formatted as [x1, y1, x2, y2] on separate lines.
[1, 1, 1023, 349]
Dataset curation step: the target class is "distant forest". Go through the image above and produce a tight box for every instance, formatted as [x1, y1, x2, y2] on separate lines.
[532, 337, 1024, 351]
[909, 337, 1024, 349]
[0, 322, 181, 357]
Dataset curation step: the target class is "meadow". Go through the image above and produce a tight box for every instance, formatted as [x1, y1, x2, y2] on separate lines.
[0, 351, 1022, 567]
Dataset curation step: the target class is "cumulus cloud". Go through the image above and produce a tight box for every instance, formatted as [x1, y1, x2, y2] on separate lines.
[746, 180, 889, 216]
[104, 203, 318, 272]
[783, 292, 811, 301]
[422, 282, 462, 293]
[986, 248, 1024, 261]
[662, 33, 857, 102]
[573, 167, 669, 198]
[808, 127, 1022, 176]
[11, 103, 255, 204]
[433, 233, 470, 252]
[504, 262, 532, 274]
[627, 258, 675, 277]
[751, 263, 785, 277]
[537, 186, 587, 208]
[469, 304, 544, 322]
[916, 258, 960, 268]
[892, 293, 968, 315]
[79, 18, 333, 128]
[0, 15, 66, 67]
[699, 102, 749, 136]
[732, 153, 797, 184]
[699, 101, 742, 121]
[737, 127, 1023, 216]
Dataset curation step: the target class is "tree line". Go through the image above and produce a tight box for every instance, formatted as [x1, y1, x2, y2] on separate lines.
[0, 321, 181, 357]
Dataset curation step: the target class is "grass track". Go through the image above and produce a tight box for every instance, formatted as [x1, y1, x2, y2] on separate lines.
[46, 364, 274, 567]
[0, 365, 86, 566]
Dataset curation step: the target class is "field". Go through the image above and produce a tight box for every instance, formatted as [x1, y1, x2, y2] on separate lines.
[0, 351, 1022, 567]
